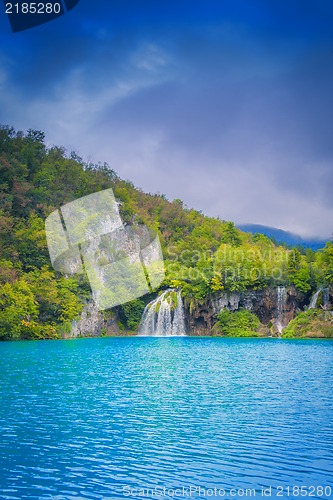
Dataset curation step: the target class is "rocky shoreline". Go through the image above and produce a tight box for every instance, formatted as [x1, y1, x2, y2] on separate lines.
[68, 285, 333, 340]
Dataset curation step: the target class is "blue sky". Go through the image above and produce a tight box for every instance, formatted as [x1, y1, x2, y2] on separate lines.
[1, 0, 333, 237]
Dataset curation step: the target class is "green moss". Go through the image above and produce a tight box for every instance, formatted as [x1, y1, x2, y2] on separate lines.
[117, 320, 125, 332]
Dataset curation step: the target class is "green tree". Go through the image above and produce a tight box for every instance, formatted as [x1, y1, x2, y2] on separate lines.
[318, 243, 333, 284]
[287, 249, 311, 292]
[0, 279, 39, 339]
[120, 298, 145, 329]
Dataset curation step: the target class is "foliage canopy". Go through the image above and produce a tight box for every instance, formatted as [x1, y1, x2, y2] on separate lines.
[0, 125, 332, 339]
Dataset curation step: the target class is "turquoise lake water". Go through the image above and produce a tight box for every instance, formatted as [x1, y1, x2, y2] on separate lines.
[0, 337, 332, 499]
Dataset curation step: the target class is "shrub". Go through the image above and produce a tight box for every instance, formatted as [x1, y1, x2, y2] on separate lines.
[215, 308, 260, 337]
[282, 309, 333, 338]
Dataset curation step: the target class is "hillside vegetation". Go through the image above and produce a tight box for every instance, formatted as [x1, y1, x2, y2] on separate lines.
[1, 125, 333, 339]
[282, 309, 333, 338]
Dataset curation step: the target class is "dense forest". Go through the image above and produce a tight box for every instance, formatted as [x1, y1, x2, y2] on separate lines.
[0, 125, 332, 340]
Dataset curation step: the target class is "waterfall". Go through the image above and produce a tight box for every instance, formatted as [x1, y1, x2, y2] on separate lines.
[276, 286, 287, 335]
[309, 289, 321, 309]
[322, 288, 329, 309]
[309, 288, 330, 310]
[138, 290, 186, 336]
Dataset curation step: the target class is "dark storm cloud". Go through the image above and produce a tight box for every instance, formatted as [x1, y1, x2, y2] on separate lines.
[0, 0, 333, 236]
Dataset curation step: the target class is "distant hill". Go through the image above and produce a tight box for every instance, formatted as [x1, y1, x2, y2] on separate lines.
[237, 224, 329, 251]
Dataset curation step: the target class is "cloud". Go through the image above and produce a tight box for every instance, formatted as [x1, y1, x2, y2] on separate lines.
[0, 0, 333, 237]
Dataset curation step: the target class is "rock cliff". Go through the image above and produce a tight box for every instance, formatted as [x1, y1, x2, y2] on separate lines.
[70, 286, 332, 337]
[69, 301, 120, 338]
[185, 286, 308, 336]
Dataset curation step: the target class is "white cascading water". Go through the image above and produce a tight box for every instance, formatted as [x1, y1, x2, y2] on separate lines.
[138, 290, 186, 336]
[276, 286, 287, 335]
[309, 289, 321, 309]
[322, 288, 329, 309]
[309, 288, 330, 309]
[171, 290, 186, 336]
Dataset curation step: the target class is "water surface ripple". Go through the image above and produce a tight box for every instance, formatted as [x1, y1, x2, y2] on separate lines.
[0, 338, 332, 499]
